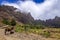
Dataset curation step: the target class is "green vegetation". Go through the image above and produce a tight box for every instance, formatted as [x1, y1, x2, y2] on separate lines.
[15, 24, 60, 39]
[15, 25, 23, 32]
[2, 18, 60, 39]
[2, 18, 10, 25]
[41, 31, 50, 38]
[10, 19, 16, 26]
[2, 18, 16, 26]
[15, 24, 46, 34]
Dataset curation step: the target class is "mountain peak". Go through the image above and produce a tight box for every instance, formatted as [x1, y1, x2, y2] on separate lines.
[0, 5, 34, 24]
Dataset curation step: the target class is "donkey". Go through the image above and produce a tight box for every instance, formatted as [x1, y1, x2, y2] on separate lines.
[4, 25, 14, 35]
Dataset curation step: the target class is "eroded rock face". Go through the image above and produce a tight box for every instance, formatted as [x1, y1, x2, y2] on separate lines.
[0, 5, 34, 24]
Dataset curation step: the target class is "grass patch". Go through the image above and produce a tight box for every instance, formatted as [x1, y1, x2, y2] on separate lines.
[15, 24, 24, 32]
[15, 25, 60, 39]
[41, 31, 50, 38]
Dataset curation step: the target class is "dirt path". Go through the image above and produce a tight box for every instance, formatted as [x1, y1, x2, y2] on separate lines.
[0, 28, 20, 40]
[0, 28, 60, 40]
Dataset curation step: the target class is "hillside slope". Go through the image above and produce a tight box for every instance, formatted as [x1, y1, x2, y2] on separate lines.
[0, 5, 34, 25]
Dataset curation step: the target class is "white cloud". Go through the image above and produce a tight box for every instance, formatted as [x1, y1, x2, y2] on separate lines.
[1, 1, 19, 8]
[1, 0, 60, 20]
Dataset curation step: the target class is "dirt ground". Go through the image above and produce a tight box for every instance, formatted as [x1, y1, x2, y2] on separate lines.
[0, 28, 60, 40]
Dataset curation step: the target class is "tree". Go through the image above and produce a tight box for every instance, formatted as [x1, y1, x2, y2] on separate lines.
[2, 18, 10, 25]
[10, 19, 16, 26]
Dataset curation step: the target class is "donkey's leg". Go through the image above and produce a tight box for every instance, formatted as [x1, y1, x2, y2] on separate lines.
[10, 29, 14, 34]
[5, 29, 7, 35]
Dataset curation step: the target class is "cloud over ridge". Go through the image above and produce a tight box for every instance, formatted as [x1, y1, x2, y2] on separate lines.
[1, 0, 60, 20]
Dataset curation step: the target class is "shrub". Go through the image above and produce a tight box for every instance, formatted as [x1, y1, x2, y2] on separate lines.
[10, 19, 16, 26]
[15, 25, 24, 32]
[2, 18, 16, 26]
[42, 31, 50, 38]
[2, 18, 10, 25]
[23, 25, 29, 32]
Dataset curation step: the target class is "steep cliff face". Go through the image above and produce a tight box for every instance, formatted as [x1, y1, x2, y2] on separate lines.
[44, 16, 60, 27]
[34, 16, 60, 28]
[0, 5, 34, 24]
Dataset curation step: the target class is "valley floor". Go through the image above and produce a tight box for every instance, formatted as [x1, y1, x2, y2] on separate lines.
[0, 28, 60, 40]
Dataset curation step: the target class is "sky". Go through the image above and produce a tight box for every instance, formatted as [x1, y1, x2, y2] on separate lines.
[0, 0, 60, 20]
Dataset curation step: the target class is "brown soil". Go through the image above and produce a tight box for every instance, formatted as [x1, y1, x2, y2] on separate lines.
[0, 28, 60, 40]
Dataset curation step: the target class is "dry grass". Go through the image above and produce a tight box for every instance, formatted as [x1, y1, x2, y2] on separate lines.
[15, 25, 60, 39]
